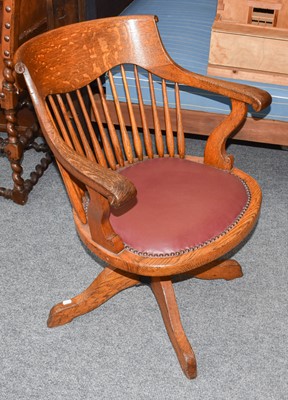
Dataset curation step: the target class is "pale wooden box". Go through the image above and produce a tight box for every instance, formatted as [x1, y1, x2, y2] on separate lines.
[207, 0, 288, 85]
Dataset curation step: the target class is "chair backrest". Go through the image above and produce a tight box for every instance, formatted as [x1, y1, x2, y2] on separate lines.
[15, 16, 179, 93]
[14, 16, 191, 218]
[14, 15, 270, 223]
[14, 15, 214, 164]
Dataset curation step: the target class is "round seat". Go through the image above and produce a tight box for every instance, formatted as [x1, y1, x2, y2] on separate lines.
[110, 157, 250, 257]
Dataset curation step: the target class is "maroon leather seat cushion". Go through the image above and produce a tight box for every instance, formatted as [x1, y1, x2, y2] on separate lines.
[110, 158, 249, 256]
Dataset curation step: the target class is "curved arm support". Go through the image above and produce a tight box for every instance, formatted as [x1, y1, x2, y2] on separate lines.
[204, 100, 248, 170]
[87, 189, 125, 253]
[52, 136, 137, 209]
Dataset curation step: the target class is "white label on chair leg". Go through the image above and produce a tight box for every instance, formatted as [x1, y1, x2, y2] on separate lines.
[63, 299, 72, 305]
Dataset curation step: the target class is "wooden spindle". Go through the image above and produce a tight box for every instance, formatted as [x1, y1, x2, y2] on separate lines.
[96, 77, 125, 167]
[148, 72, 164, 157]
[107, 70, 134, 163]
[86, 85, 116, 170]
[76, 89, 107, 167]
[162, 79, 174, 157]
[65, 93, 97, 163]
[120, 65, 143, 161]
[175, 83, 185, 158]
[56, 94, 85, 156]
[134, 65, 153, 159]
[47, 95, 74, 149]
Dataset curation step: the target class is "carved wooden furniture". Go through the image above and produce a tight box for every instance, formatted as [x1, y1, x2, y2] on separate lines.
[47, 0, 85, 28]
[87, 0, 134, 18]
[14, 15, 271, 378]
[208, 0, 288, 85]
[0, 0, 84, 204]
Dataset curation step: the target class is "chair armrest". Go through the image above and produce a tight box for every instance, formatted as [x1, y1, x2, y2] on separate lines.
[194, 73, 271, 112]
[169, 65, 272, 112]
[50, 134, 137, 209]
[166, 66, 272, 170]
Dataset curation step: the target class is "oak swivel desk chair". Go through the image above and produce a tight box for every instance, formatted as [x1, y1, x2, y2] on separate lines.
[14, 15, 271, 378]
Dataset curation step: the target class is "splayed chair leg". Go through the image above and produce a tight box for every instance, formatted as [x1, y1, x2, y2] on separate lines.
[48, 266, 141, 328]
[193, 259, 243, 281]
[150, 278, 197, 379]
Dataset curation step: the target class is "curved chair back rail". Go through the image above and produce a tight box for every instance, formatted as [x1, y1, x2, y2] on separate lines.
[14, 15, 271, 109]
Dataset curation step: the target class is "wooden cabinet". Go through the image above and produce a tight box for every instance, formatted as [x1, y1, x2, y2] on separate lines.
[0, 0, 85, 204]
[47, 0, 85, 28]
[85, 0, 134, 19]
